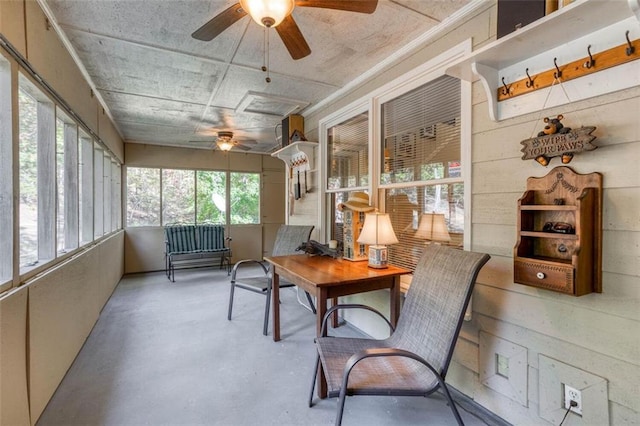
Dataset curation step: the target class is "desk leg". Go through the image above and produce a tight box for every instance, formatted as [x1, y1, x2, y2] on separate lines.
[317, 287, 328, 398]
[331, 297, 339, 328]
[272, 272, 280, 342]
[390, 275, 401, 328]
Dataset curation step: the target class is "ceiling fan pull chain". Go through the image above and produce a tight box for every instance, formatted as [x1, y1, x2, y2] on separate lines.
[266, 28, 271, 83]
[262, 26, 267, 73]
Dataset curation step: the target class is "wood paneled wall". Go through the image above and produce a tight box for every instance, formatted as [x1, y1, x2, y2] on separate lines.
[302, 3, 640, 424]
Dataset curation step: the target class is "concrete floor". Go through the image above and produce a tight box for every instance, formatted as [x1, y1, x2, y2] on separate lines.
[37, 267, 502, 426]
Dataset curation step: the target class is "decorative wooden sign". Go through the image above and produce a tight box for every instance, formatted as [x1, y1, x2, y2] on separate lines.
[520, 126, 597, 166]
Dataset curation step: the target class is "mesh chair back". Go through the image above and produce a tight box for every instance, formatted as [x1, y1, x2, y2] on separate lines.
[165, 225, 198, 254]
[197, 224, 227, 252]
[389, 245, 490, 377]
[271, 225, 314, 256]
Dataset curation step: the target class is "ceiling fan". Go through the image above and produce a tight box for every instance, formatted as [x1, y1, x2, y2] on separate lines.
[192, 0, 379, 60]
[213, 131, 257, 151]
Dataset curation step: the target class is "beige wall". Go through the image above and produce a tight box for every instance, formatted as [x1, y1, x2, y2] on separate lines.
[0, 233, 124, 425]
[123, 143, 286, 273]
[301, 3, 639, 424]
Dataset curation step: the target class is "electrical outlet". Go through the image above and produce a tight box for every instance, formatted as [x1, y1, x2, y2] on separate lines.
[564, 384, 583, 415]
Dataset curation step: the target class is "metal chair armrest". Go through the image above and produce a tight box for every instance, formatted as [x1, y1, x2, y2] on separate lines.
[320, 304, 394, 337]
[230, 259, 269, 282]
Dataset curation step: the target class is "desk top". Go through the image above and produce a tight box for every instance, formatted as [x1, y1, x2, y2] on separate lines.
[264, 254, 410, 288]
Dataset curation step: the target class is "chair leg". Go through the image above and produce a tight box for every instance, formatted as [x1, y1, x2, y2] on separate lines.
[305, 291, 317, 314]
[228, 282, 236, 321]
[263, 286, 271, 336]
[440, 383, 464, 426]
[308, 354, 320, 407]
[335, 386, 348, 426]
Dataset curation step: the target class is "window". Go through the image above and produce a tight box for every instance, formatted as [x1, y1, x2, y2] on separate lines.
[0, 54, 12, 283]
[381, 75, 463, 271]
[126, 168, 260, 227]
[126, 167, 160, 226]
[19, 76, 56, 270]
[325, 110, 369, 245]
[93, 144, 104, 238]
[112, 162, 121, 231]
[79, 132, 94, 243]
[327, 112, 369, 190]
[196, 170, 226, 224]
[162, 169, 195, 224]
[103, 154, 112, 233]
[56, 109, 79, 253]
[230, 172, 259, 224]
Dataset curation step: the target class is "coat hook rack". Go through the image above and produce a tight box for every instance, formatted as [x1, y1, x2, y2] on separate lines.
[525, 68, 534, 88]
[501, 77, 511, 96]
[497, 33, 640, 102]
[553, 57, 562, 78]
[626, 30, 635, 56]
[583, 45, 595, 69]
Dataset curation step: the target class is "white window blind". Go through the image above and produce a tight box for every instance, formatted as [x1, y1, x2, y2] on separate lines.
[327, 112, 369, 190]
[381, 75, 463, 271]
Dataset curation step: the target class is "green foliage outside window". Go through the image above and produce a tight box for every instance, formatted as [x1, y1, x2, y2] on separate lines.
[125, 168, 260, 227]
[126, 167, 160, 226]
[230, 172, 260, 224]
[196, 171, 226, 224]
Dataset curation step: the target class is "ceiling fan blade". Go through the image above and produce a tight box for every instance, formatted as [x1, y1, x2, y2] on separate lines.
[275, 16, 311, 60]
[235, 144, 252, 151]
[192, 3, 247, 41]
[296, 0, 378, 14]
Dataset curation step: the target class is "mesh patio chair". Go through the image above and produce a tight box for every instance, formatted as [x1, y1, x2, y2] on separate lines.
[308, 245, 490, 426]
[228, 225, 315, 335]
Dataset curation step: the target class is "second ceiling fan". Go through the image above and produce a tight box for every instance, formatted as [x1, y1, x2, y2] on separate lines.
[192, 0, 379, 60]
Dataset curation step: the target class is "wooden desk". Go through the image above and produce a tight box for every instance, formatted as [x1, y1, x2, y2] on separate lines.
[264, 255, 410, 397]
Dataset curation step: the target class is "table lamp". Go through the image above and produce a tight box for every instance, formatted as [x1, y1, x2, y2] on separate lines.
[357, 212, 399, 268]
[415, 213, 451, 244]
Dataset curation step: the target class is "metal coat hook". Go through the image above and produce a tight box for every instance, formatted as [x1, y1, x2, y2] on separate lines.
[553, 57, 562, 79]
[525, 68, 534, 88]
[583, 45, 595, 68]
[626, 30, 635, 56]
[501, 77, 510, 96]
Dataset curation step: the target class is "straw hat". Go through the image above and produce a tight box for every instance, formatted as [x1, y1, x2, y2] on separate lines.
[337, 192, 374, 212]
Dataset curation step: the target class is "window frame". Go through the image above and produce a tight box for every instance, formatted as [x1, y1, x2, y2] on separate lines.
[319, 40, 472, 255]
[0, 50, 13, 290]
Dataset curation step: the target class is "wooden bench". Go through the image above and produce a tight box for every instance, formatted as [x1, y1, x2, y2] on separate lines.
[164, 224, 231, 282]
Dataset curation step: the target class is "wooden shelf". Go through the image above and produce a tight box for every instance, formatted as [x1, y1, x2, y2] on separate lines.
[520, 231, 577, 240]
[514, 166, 602, 296]
[520, 205, 577, 211]
[445, 0, 640, 121]
[271, 141, 317, 171]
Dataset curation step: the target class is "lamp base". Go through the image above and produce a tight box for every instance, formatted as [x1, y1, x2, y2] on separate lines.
[367, 245, 388, 269]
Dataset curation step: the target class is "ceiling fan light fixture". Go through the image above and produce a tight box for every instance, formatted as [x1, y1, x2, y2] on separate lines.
[216, 139, 235, 151]
[239, 0, 295, 28]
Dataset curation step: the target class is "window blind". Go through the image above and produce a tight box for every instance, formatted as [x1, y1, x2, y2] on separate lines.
[381, 75, 463, 271]
[327, 112, 369, 190]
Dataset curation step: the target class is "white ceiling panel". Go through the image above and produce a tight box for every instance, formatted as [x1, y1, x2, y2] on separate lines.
[43, 0, 473, 154]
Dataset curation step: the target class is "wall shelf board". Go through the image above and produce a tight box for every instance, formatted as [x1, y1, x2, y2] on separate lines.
[271, 141, 317, 171]
[446, 0, 640, 121]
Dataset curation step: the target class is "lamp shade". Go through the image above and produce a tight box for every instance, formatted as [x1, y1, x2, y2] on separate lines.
[415, 213, 451, 243]
[239, 0, 295, 27]
[357, 213, 399, 246]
